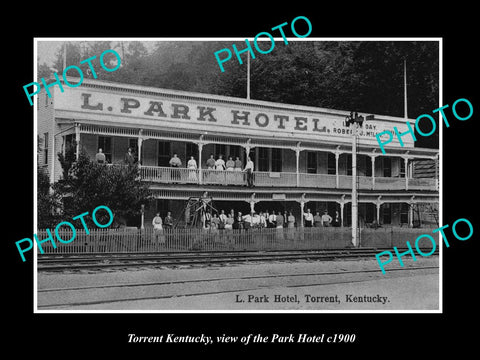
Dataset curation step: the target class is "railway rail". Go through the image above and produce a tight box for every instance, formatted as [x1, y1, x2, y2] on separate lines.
[37, 247, 438, 271]
[37, 261, 439, 309]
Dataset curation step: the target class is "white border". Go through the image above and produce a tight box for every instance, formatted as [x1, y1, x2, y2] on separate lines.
[33, 37, 442, 314]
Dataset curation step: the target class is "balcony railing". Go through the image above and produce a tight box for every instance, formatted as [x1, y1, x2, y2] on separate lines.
[139, 165, 437, 191]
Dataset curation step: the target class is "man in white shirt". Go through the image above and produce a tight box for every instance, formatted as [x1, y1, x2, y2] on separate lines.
[321, 210, 333, 227]
[268, 211, 277, 228]
[304, 208, 314, 227]
[243, 156, 254, 188]
[258, 211, 267, 228]
[242, 212, 252, 230]
[219, 209, 227, 224]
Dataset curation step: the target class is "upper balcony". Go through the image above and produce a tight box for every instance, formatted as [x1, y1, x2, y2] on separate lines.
[139, 166, 437, 191]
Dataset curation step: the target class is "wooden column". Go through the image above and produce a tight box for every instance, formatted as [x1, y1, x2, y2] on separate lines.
[404, 157, 409, 190]
[335, 152, 340, 188]
[371, 155, 376, 189]
[75, 122, 81, 160]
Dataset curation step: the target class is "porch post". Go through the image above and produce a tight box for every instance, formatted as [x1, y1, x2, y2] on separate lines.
[408, 195, 415, 228]
[371, 155, 376, 190]
[250, 200, 256, 213]
[435, 153, 439, 191]
[300, 201, 305, 227]
[295, 144, 301, 187]
[75, 122, 80, 160]
[375, 196, 382, 224]
[404, 157, 409, 190]
[335, 152, 340, 188]
[408, 203, 414, 227]
[137, 129, 143, 166]
[198, 142, 204, 185]
[340, 202, 345, 227]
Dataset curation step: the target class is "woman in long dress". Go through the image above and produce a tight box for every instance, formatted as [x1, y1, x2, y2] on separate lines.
[215, 154, 226, 184]
[187, 155, 197, 182]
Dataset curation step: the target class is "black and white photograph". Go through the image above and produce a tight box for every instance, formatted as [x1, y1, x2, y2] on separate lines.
[6, 7, 479, 354]
[33, 38, 440, 312]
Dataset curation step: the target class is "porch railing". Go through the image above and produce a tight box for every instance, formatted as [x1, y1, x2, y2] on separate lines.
[138, 165, 437, 191]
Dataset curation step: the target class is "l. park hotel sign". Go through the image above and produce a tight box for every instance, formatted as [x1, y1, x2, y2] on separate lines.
[53, 87, 414, 147]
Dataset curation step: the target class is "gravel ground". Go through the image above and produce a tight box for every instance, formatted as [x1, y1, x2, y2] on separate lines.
[36, 256, 439, 311]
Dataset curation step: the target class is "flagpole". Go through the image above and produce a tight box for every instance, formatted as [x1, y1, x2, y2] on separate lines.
[247, 52, 250, 100]
[404, 58, 408, 118]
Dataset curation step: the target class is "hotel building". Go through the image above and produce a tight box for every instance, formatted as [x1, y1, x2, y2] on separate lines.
[37, 78, 439, 228]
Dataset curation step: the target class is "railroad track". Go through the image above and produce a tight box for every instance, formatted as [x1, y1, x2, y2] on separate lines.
[37, 247, 439, 271]
[37, 262, 440, 309]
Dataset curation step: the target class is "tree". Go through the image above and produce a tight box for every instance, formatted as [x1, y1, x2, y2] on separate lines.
[53, 150, 153, 228]
[37, 167, 62, 228]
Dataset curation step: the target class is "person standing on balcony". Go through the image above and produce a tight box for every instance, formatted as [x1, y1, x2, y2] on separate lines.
[169, 153, 182, 182]
[95, 148, 106, 164]
[333, 210, 341, 227]
[276, 211, 284, 241]
[243, 156, 254, 188]
[304, 208, 314, 227]
[225, 213, 234, 230]
[276, 212, 284, 229]
[268, 211, 277, 228]
[283, 211, 289, 228]
[287, 211, 295, 228]
[243, 212, 252, 230]
[226, 156, 235, 170]
[124, 147, 135, 166]
[287, 211, 296, 241]
[219, 209, 227, 225]
[313, 211, 322, 228]
[259, 211, 267, 228]
[206, 154, 216, 169]
[164, 211, 174, 230]
[321, 210, 333, 227]
[234, 156, 243, 182]
[215, 154, 226, 184]
[226, 156, 235, 184]
[187, 155, 198, 182]
[206, 154, 216, 182]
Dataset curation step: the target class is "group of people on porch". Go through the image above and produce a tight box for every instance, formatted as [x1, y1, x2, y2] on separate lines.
[152, 208, 340, 232]
[169, 153, 255, 188]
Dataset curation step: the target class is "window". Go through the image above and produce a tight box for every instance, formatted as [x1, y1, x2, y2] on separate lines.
[157, 141, 171, 166]
[382, 203, 391, 224]
[307, 152, 317, 174]
[43, 132, 49, 165]
[64, 134, 75, 158]
[124, 138, 138, 163]
[258, 147, 269, 171]
[98, 136, 112, 163]
[365, 203, 375, 223]
[400, 203, 409, 224]
[383, 157, 391, 177]
[327, 153, 336, 175]
[185, 143, 198, 161]
[365, 155, 372, 177]
[400, 158, 406, 178]
[346, 154, 352, 176]
[271, 148, 282, 172]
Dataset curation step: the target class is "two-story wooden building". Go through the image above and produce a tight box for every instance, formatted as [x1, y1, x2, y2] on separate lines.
[37, 78, 439, 228]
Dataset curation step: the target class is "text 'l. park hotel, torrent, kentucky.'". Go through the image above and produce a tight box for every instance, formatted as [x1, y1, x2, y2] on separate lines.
[37, 78, 439, 230]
